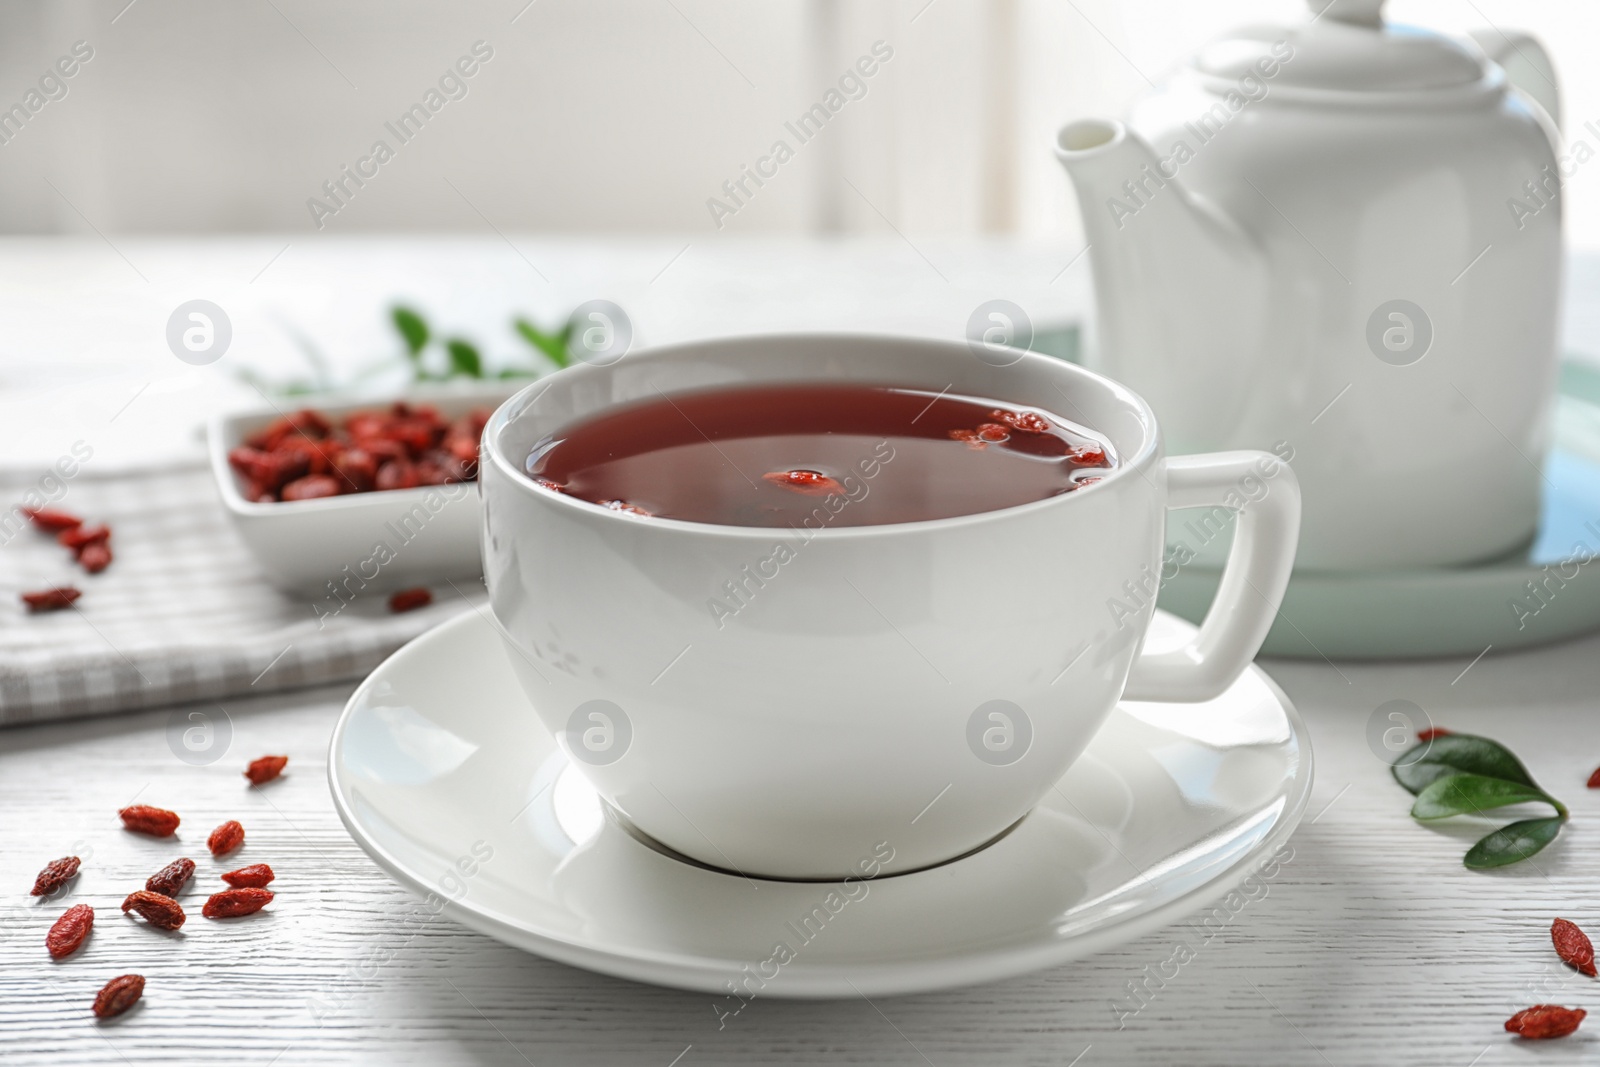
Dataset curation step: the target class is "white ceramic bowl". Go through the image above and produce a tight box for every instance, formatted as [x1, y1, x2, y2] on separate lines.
[207, 382, 523, 596]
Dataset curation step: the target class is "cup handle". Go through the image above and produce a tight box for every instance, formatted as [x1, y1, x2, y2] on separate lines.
[1121, 451, 1301, 703]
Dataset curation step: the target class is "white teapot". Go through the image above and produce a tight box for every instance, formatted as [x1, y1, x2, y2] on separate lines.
[1055, 0, 1562, 571]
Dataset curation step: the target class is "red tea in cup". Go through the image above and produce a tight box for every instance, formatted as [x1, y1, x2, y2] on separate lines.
[526, 382, 1114, 527]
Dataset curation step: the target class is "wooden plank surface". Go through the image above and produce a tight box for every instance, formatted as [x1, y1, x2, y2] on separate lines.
[6, 625, 1600, 1066]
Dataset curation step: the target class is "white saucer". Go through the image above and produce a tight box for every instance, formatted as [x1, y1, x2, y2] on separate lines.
[328, 609, 1312, 998]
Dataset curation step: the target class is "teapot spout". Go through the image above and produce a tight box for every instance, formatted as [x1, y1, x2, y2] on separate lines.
[1054, 119, 1270, 452]
[1054, 118, 1256, 296]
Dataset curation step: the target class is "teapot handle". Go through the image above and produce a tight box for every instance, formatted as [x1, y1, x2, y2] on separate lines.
[1468, 29, 1562, 133]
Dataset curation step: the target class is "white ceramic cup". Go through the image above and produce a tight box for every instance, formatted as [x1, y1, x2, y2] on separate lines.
[481, 334, 1300, 880]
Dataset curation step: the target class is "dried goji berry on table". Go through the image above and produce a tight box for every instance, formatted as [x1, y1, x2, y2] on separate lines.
[144, 858, 195, 897]
[244, 755, 288, 785]
[121, 891, 185, 930]
[221, 863, 275, 889]
[1552, 918, 1596, 977]
[78, 542, 113, 574]
[207, 820, 244, 856]
[47, 904, 93, 958]
[1506, 1005, 1586, 1039]
[57, 524, 109, 550]
[1588, 765, 1600, 789]
[22, 507, 83, 531]
[118, 805, 180, 837]
[21, 587, 80, 612]
[93, 974, 144, 1018]
[388, 588, 432, 613]
[203, 887, 273, 918]
[31, 855, 81, 896]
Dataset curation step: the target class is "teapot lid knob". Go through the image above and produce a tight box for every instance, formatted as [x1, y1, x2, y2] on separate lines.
[1306, 0, 1384, 27]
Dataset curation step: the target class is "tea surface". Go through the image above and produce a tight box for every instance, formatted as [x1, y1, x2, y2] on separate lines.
[526, 382, 1114, 527]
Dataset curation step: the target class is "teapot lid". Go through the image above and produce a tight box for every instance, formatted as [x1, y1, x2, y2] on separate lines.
[1192, 0, 1489, 94]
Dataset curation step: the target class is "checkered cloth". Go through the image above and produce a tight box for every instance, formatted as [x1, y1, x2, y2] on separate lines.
[0, 462, 481, 726]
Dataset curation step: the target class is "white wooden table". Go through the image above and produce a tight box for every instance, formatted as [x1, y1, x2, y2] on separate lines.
[5, 238, 1600, 1064]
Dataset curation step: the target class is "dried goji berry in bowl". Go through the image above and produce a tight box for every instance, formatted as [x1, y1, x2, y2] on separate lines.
[208, 387, 515, 595]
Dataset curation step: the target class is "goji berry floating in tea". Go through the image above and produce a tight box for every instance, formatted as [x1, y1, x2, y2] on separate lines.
[93, 974, 144, 1019]
[47, 904, 93, 959]
[221, 863, 275, 889]
[203, 887, 273, 919]
[1552, 918, 1596, 977]
[388, 587, 432, 613]
[1416, 727, 1451, 741]
[144, 858, 195, 897]
[760, 469, 845, 496]
[121, 890, 185, 930]
[118, 805, 180, 837]
[244, 754, 288, 785]
[30, 855, 81, 896]
[21, 587, 80, 612]
[1506, 1005, 1586, 1039]
[207, 820, 244, 856]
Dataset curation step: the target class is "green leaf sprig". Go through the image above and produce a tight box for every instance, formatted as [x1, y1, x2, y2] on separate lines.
[241, 304, 587, 397]
[1392, 733, 1568, 869]
[513, 317, 574, 370]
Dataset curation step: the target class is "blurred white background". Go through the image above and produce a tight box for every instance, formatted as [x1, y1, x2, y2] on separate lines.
[0, 0, 1596, 244]
[2, 0, 1598, 472]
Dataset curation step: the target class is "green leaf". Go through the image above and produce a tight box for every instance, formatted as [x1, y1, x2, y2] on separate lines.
[1410, 774, 1555, 821]
[496, 367, 538, 379]
[1464, 816, 1565, 869]
[392, 306, 429, 359]
[446, 339, 483, 378]
[515, 317, 570, 368]
[1391, 733, 1538, 795]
